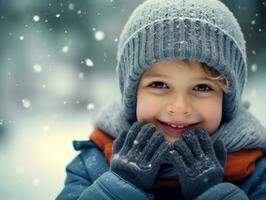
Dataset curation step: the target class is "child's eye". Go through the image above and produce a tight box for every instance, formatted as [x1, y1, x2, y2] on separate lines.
[193, 84, 213, 92]
[149, 81, 168, 89]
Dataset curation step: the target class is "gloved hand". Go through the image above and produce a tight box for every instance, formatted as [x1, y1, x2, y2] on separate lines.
[111, 122, 171, 191]
[171, 127, 227, 200]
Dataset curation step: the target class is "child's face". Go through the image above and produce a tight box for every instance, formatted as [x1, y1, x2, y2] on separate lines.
[136, 59, 223, 143]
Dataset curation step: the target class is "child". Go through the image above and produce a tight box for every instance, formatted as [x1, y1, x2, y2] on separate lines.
[56, 0, 266, 199]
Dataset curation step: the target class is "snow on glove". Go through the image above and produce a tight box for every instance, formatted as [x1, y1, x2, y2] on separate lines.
[111, 121, 171, 191]
[171, 127, 227, 200]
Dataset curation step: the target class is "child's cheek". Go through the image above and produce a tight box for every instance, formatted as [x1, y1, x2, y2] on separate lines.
[136, 96, 159, 123]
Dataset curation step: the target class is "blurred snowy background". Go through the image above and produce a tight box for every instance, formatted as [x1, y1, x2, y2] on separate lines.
[0, 0, 265, 199]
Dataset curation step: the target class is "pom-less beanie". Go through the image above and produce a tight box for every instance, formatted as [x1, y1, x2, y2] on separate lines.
[116, 0, 247, 122]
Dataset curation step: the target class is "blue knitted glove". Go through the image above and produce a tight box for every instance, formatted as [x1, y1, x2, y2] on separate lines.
[111, 122, 171, 191]
[171, 128, 227, 200]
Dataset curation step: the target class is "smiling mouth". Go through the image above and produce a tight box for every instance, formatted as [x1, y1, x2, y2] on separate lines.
[158, 120, 199, 136]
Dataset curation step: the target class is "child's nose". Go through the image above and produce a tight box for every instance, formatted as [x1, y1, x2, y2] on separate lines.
[166, 95, 193, 116]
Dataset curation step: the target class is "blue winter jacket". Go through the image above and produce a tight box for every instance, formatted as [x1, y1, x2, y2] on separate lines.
[56, 140, 266, 200]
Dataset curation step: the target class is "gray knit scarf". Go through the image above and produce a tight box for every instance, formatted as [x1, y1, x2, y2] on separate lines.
[93, 101, 266, 152]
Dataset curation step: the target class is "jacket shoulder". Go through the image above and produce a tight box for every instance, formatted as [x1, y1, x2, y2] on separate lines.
[71, 140, 109, 181]
[59, 140, 108, 188]
[72, 140, 97, 150]
[254, 155, 266, 175]
[242, 155, 266, 185]
[255, 155, 266, 168]
[237, 155, 266, 198]
[56, 140, 109, 199]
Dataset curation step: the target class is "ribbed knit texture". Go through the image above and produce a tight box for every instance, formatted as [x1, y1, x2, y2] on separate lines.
[116, 0, 247, 122]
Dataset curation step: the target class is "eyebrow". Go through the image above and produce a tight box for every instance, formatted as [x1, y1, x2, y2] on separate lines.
[194, 77, 215, 82]
[142, 73, 169, 79]
[143, 73, 214, 82]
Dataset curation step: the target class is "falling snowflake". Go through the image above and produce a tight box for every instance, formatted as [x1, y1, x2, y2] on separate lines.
[22, 99, 31, 108]
[55, 14, 61, 18]
[95, 31, 105, 41]
[62, 45, 69, 53]
[78, 72, 84, 79]
[133, 140, 138, 145]
[87, 103, 95, 111]
[251, 64, 257, 72]
[85, 58, 94, 67]
[43, 125, 50, 132]
[33, 15, 40, 22]
[33, 64, 43, 72]
[68, 3, 75, 10]
[33, 178, 40, 186]
[19, 36, 24, 40]
[251, 20, 256, 25]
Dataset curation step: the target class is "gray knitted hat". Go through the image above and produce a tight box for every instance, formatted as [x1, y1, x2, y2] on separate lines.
[116, 0, 247, 123]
